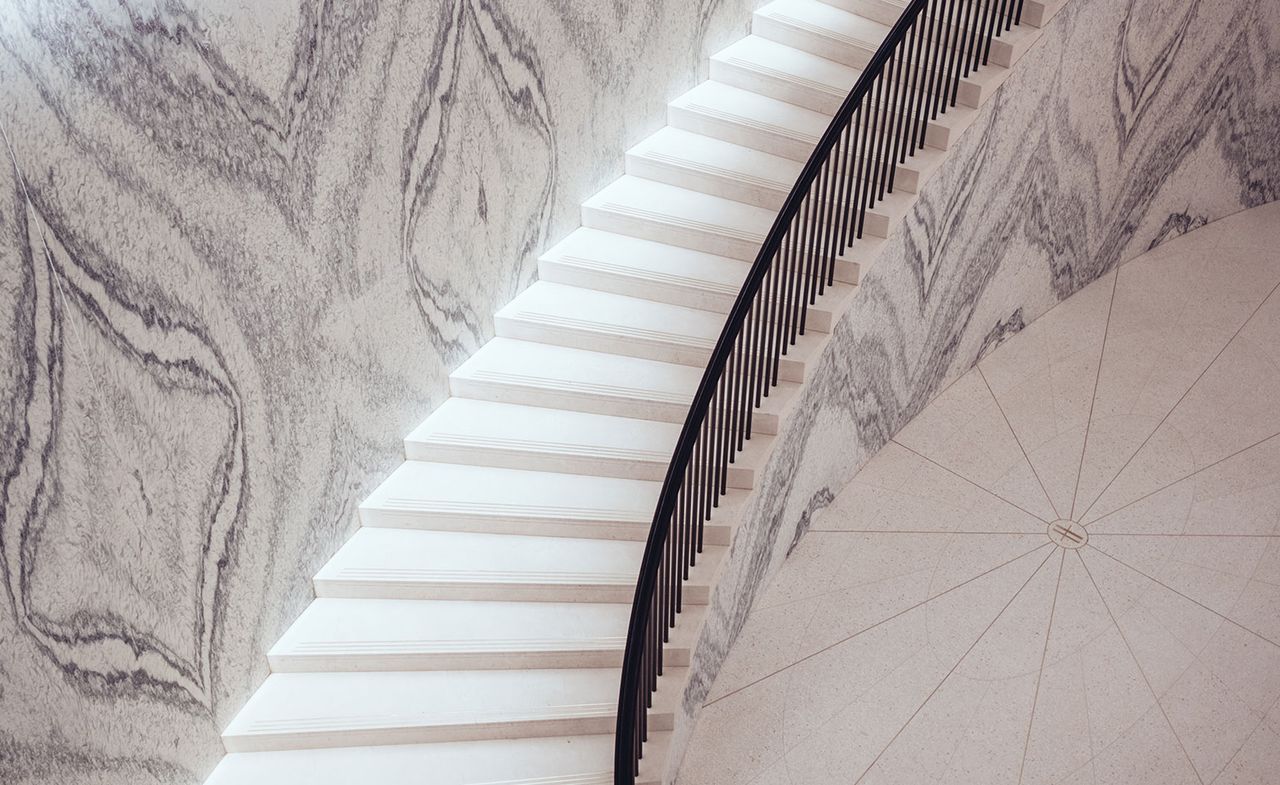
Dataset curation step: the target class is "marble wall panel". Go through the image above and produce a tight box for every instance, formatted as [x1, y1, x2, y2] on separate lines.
[0, 1, 762, 781]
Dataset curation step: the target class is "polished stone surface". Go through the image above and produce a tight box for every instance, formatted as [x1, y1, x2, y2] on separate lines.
[0, 2, 761, 782]
[680, 202, 1280, 784]
[676, 1, 1280, 771]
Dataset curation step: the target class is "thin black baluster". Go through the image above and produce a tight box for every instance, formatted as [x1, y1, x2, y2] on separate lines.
[749, 278, 766, 423]
[832, 119, 855, 271]
[747, 295, 762, 420]
[952, 0, 976, 104]
[857, 78, 884, 238]
[937, 0, 963, 115]
[800, 165, 828, 332]
[981, 0, 1002, 66]
[997, 0, 1013, 35]
[790, 196, 812, 342]
[914, 0, 941, 148]
[968, 0, 988, 74]
[887, 16, 920, 192]
[846, 98, 871, 247]
[926, 0, 954, 121]
[871, 63, 896, 203]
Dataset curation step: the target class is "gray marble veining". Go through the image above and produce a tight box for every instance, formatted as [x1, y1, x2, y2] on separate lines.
[0, 1, 761, 782]
[673, 0, 1280, 778]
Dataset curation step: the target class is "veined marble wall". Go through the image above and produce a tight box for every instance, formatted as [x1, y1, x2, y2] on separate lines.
[0, 1, 761, 782]
[674, 0, 1280, 778]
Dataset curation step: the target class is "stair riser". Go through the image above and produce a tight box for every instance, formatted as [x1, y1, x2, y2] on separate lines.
[312, 579, 712, 605]
[403, 435, 755, 488]
[625, 150, 898, 238]
[494, 315, 807, 384]
[358, 509, 735, 547]
[223, 713, 675, 754]
[752, 14, 984, 107]
[537, 256, 857, 312]
[708, 59, 952, 150]
[267, 648, 690, 673]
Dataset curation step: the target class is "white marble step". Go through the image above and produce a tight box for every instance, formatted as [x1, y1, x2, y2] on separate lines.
[361, 460, 657, 541]
[538, 228, 859, 317]
[755, 0, 889, 67]
[670, 79, 950, 201]
[450, 338, 798, 436]
[207, 735, 667, 785]
[314, 528, 721, 604]
[824, 0, 1054, 54]
[221, 667, 684, 752]
[823, 0, 1058, 29]
[668, 79, 828, 162]
[626, 125, 916, 235]
[709, 35, 953, 151]
[581, 175, 777, 259]
[755, 0, 990, 107]
[268, 598, 706, 671]
[822, 0, 1035, 66]
[495, 282, 812, 382]
[406, 397, 752, 487]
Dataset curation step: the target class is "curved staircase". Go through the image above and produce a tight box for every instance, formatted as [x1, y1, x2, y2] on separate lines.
[207, 1, 1061, 783]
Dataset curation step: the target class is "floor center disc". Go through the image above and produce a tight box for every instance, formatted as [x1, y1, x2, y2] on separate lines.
[1046, 519, 1088, 549]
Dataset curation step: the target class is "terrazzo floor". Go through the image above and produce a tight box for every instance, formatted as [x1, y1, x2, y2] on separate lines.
[678, 202, 1280, 785]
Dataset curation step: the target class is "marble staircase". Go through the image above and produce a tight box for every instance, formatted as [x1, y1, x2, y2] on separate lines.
[206, 1, 1062, 782]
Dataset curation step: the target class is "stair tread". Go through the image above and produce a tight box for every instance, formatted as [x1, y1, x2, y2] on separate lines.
[453, 337, 702, 411]
[270, 598, 706, 663]
[221, 668, 680, 745]
[584, 175, 776, 246]
[713, 33, 970, 133]
[361, 460, 660, 526]
[714, 34, 857, 102]
[207, 736, 636, 785]
[630, 125, 804, 197]
[270, 598, 628, 659]
[500, 281, 725, 352]
[758, 0, 891, 51]
[452, 337, 799, 431]
[407, 397, 682, 469]
[670, 79, 828, 149]
[318, 528, 649, 589]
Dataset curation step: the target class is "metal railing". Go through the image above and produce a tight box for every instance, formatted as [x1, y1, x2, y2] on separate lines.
[614, 0, 1028, 780]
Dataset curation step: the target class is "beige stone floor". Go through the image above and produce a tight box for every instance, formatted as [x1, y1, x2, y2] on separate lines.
[679, 202, 1280, 785]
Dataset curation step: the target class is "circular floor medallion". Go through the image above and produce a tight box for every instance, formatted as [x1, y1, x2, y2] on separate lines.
[1046, 519, 1088, 549]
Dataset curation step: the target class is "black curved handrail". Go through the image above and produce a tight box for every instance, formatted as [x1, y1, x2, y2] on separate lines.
[614, 0, 1029, 780]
